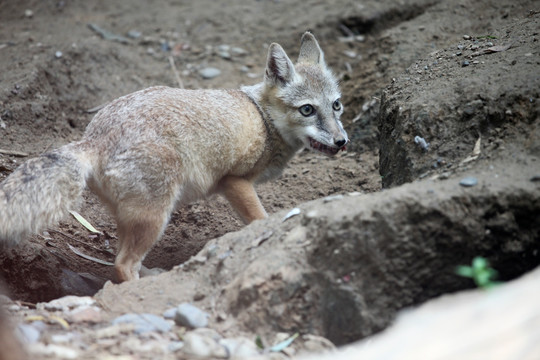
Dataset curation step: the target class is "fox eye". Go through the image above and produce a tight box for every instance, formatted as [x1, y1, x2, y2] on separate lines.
[299, 104, 315, 117]
[332, 99, 342, 111]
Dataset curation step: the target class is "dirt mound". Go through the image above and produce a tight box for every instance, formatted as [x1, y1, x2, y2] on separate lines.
[379, 12, 540, 187]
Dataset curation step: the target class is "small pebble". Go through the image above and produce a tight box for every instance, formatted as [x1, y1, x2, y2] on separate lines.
[199, 67, 221, 79]
[461, 60, 470, 67]
[28, 344, 78, 359]
[342, 50, 357, 58]
[163, 307, 177, 319]
[323, 194, 344, 203]
[463, 34, 471, 40]
[112, 313, 172, 334]
[414, 135, 429, 150]
[41, 295, 95, 311]
[175, 303, 209, 329]
[182, 332, 228, 358]
[127, 30, 142, 39]
[168, 341, 185, 352]
[231, 47, 247, 56]
[66, 305, 102, 323]
[51, 333, 74, 344]
[55, 51, 63, 58]
[220, 337, 260, 358]
[24, 9, 34, 18]
[459, 176, 478, 187]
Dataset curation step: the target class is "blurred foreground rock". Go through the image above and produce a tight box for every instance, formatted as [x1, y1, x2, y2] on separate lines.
[300, 266, 540, 360]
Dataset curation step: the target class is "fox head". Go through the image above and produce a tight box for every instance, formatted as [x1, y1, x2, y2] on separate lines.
[263, 32, 348, 156]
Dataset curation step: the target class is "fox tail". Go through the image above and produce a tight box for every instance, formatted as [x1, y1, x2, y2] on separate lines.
[0, 144, 90, 246]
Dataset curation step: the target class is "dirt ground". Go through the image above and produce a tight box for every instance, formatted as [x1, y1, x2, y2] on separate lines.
[0, 0, 538, 335]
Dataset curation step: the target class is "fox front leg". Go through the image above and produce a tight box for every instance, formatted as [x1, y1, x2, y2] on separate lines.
[219, 175, 267, 224]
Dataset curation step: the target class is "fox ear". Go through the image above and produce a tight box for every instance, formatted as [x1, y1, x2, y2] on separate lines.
[298, 32, 325, 65]
[265, 43, 296, 86]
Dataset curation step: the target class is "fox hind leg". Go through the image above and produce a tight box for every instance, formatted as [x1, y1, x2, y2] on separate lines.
[114, 206, 171, 282]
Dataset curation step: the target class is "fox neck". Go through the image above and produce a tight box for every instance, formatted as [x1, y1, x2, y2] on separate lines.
[241, 83, 302, 182]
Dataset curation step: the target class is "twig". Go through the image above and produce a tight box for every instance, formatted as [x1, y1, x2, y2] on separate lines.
[169, 55, 184, 89]
[339, 23, 355, 37]
[0, 148, 29, 157]
[86, 102, 109, 114]
[16, 301, 37, 309]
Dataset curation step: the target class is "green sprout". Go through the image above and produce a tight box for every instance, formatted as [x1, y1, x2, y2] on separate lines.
[456, 256, 500, 289]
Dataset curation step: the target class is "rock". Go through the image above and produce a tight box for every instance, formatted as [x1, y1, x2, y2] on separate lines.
[162, 307, 177, 319]
[127, 29, 142, 39]
[16, 323, 41, 344]
[112, 313, 172, 334]
[50, 333, 75, 344]
[65, 305, 102, 323]
[300, 334, 335, 354]
[182, 331, 228, 358]
[28, 343, 78, 359]
[40, 295, 95, 312]
[323, 194, 344, 203]
[459, 176, 478, 187]
[174, 303, 209, 329]
[95, 323, 136, 339]
[231, 47, 247, 56]
[219, 337, 260, 358]
[301, 267, 540, 360]
[168, 341, 184, 352]
[413, 136, 429, 151]
[199, 67, 221, 79]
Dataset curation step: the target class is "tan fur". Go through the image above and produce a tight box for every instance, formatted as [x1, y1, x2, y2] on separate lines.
[0, 32, 348, 282]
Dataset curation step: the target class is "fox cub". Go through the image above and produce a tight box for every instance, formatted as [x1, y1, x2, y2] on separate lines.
[0, 32, 348, 282]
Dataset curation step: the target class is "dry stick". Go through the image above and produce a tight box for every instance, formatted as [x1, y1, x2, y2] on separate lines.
[0, 148, 29, 157]
[169, 55, 184, 89]
[17, 301, 37, 308]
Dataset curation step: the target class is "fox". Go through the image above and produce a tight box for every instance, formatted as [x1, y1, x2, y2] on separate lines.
[0, 32, 348, 282]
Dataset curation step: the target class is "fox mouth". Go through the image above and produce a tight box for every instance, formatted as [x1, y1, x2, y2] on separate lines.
[308, 137, 346, 156]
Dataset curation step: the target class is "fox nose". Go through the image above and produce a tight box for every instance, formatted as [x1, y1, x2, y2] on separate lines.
[334, 138, 347, 147]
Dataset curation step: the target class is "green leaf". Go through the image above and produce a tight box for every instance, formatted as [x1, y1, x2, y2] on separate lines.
[472, 256, 488, 271]
[455, 266, 474, 278]
[269, 333, 299, 353]
[475, 270, 492, 287]
[69, 210, 102, 234]
[255, 335, 264, 349]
